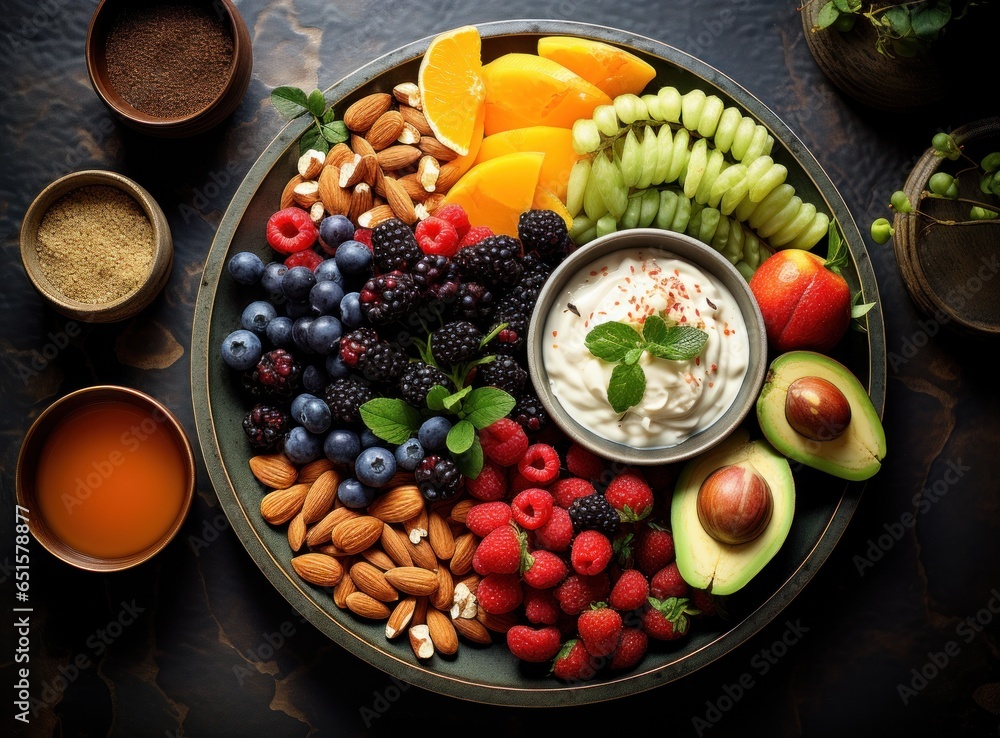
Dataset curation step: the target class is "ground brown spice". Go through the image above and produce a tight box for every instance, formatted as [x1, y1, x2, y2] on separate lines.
[36, 186, 154, 304]
[105, 1, 234, 119]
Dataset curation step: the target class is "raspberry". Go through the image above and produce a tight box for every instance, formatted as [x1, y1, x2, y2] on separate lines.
[509, 470, 545, 495]
[414, 216, 460, 256]
[284, 249, 324, 271]
[551, 639, 599, 681]
[506, 625, 562, 663]
[577, 603, 622, 657]
[554, 572, 609, 615]
[266, 207, 318, 254]
[635, 523, 676, 576]
[434, 203, 471, 238]
[473, 524, 523, 576]
[465, 501, 512, 537]
[610, 627, 648, 671]
[571, 530, 613, 576]
[604, 472, 654, 522]
[517, 444, 560, 484]
[352, 228, 372, 249]
[608, 569, 650, 612]
[476, 573, 523, 614]
[523, 586, 560, 625]
[479, 418, 529, 467]
[649, 562, 689, 600]
[550, 478, 596, 509]
[565, 443, 608, 482]
[521, 549, 568, 589]
[534, 506, 574, 552]
[511, 488, 554, 531]
[457, 225, 493, 249]
[464, 459, 508, 501]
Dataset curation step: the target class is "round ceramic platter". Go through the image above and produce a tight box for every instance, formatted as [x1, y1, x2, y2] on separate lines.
[191, 20, 886, 706]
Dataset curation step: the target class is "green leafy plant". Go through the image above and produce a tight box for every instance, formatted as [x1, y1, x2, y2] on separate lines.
[870, 131, 999, 244]
[807, 0, 981, 57]
[584, 315, 708, 414]
[270, 85, 349, 154]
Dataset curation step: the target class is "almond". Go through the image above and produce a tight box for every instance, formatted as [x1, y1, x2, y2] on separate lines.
[337, 153, 364, 188]
[301, 469, 339, 524]
[393, 82, 421, 109]
[383, 175, 417, 224]
[356, 204, 395, 230]
[435, 163, 463, 194]
[291, 553, 344, 587]
[369, 485, 425, 523]
[297, 148, 326, 179]
[360, 547, 396, 572]
[397, 122, 422, 145]
[373, 165, 388, 198]
[350, 133, 376, 159]
[385, 596, 418, 639]
[427, 511, 456, 561]
[312, 543, 349, 557]
[309, 201, 325, 224]
[430, 565, 455, 611]
[287, 512, 307, 552]
[417, 155, 441, 192]
[280, 174, 305, 210]
[408, 623, 434, 659]
[413, 596, 429, 625]
[318, 165, 351, 215]
[403, 507, 429, 543]
[423, 193, 446, 216]
[306, 506, 359, 547]
[249, 454, 298, 489]
[376, 144, 422, 171]
[260, 483, 310, 525]
[418, 136, 458, 162]
[350, 561, 399, 602]
[380, 526, 414, 568]
[331, 515, 385, 554]
[448, 499, 476, 525]
[425, 607, 459, 655]
[449, 532, 477, 575]
[332, 563, 357, 608]
[326, 142, 355, 168]
[346, 591, 391, 620]
[399, 105, 433, 136]
[384, 566, 439, 597]
[348, 183, 375, 224]
[477, 609, 517, 634]
[405, 537, 439, 571]
[366, 110, 405, 151]
[292, 180, 321, 208]
[452, 614, 491, 644]
[397, 174, 431, 203]
[456, 573, 481, 594]
[298, 458, 334, 485]
[343, 93, 392, 132]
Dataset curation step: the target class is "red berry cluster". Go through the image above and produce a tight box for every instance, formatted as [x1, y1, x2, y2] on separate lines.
[461, 418, 720, 681]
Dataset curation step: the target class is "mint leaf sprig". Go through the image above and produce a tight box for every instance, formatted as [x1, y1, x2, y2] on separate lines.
[270, 86, 349, 155]
[584, 315, 708, 414]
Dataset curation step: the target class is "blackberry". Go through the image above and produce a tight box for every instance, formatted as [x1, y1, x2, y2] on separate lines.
[242, 404, 292, 451]
[452, 282, 495, 323]
[568, 492, 620, 537]
[359, 341, 408, 384]
[411, 254, 461, 304]
[398, 361, 453, 409]
[455, 235, 523, 287]
[414, 455, 463, 502]
[371, 218, 421, 272]
[518, 251, 554, 291]
[477, 354, 526, 395]
[431, 321, 482, 368]
[359, 270, 419, 325]
[242, 348, 302, 401]
[518, 209, 571, 265]
[512, 390, 548, 433]
[339, 327, 380, 369]
[322, 376, 374, 424]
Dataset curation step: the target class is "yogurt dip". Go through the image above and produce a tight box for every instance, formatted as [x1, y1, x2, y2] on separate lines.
[542, 249, 750, 448]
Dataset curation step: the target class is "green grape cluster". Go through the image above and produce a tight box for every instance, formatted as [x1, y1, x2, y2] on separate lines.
[566, 86, 831, 273]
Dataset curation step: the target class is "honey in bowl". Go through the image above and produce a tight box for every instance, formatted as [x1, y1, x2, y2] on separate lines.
[34, 399, 189, 559]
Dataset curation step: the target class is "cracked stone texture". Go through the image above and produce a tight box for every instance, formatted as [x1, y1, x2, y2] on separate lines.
[2, 1, 999, 737]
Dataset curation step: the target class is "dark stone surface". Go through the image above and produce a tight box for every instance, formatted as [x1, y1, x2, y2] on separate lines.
[2, 1, 999, 736]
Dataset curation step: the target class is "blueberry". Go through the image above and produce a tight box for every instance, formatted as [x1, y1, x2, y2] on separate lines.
[228, 251, 265, 285]
[319, 215, 355, 253]
[290, 393, 318, 421]
[296, 396, 332, 434]
[314, 257, 344, 285]
[360, 429, 386, 449]
[302, 364, 328, 393]
[281, 265, 316, 301]
[418, 416, 452, 451]
[265, 316, 294, 347]
[285, 300, 313, 319]
[339, 292, 364, 329]
[324, 428, 361, 464]
[309, 280, 344, 316]
[283, 426, 323, 464]
[354, 446, 397, 488]
[337, 478, 378, 508]
[334, 241, 372, 276]
[221, 329, 262, 371]
[292, 317, 315, 353]
[395, 438, 424, 471]
[240, 300, 277, 335]
[261, 262, 288, 299]
[325, 353, 351, 379]
[307, 315, 342, 354]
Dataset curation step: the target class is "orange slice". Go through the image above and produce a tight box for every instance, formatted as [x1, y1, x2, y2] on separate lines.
[443, 152, 545, 238]
[537, 36, 657, 98]
[532, 185, 574, 230]
[418, 25, 486, 156]
[475, 126, 582, 201]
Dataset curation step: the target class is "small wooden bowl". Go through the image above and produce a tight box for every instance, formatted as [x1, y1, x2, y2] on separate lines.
[892, 117, 1000, 339]
[15, 386, 196, 573]
[19, 169, 173, 323]
[86, 0, 252, 137]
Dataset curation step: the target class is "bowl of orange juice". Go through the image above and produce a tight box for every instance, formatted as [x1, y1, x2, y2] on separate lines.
[16, 386, 195, 572]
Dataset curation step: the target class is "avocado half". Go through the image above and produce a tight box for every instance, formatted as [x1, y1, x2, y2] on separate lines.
[756, 350, 886, 481]
[671, 429, 794, 596]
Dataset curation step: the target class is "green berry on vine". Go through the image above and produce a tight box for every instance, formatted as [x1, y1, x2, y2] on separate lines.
[970, 207, 998, 221]
[890, 190, 912, 213]
[870, 218, 894, 245]
[932, 132, 961, 161]
[928, 172, 958, 199]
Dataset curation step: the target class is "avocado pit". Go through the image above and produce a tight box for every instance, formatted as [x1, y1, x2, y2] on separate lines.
[696, 464, 773, 545]
[784, 375, 852, 441]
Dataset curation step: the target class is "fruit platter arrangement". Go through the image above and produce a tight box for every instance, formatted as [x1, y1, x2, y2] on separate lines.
[191, 21, 886, 704]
